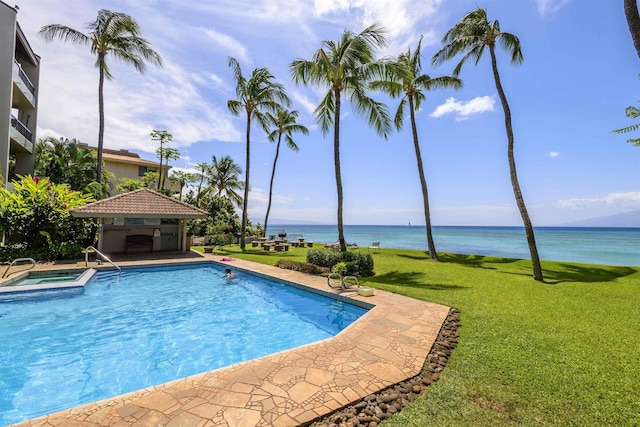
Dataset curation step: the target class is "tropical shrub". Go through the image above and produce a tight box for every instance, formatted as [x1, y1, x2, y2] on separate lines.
[275, 259, 328, 274]
[208, 224, 235, 247]
[306, 248, 374, 276]
[331, 262, 349, 275]
[0, 175, 96, 260]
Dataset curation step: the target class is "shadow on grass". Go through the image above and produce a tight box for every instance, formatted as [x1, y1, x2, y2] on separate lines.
[366, 270, 468, 291]
[542, 263, 638, 284]
[437, 253, 521, 268]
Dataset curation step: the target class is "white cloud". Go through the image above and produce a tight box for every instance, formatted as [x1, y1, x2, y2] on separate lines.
[312, 0, 441, 49]
[555, 192, 640, 210]
[547, 151, 560, 158]
[201, 28, 251, 64]
[536, 0, 571, 17]
[429, 96, 495, 121]
[290, 90, 318, 116]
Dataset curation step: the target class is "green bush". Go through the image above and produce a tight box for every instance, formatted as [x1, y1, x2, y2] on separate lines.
[0, 241, 83, 262]
[306, 248, 374, 276]
[275, 259, 328, 274]
[0, 175, 95, 251]
[331, 262, 348, 275]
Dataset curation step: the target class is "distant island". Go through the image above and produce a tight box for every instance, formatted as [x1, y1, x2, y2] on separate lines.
[560, 210, 640, 227]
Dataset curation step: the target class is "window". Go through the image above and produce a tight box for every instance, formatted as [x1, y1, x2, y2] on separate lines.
[138, 166, 157, 177]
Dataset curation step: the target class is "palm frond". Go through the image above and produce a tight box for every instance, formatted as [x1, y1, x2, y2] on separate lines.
[349, 85, 391, 138]
[315, 91, 335, 136]
[39, 25, 90, 46]
[227, 100, 243, 116]
[394, 97, 407, 130]
[499, 32, 524, 64]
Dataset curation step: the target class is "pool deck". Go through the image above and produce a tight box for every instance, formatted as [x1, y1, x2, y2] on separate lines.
[13, 252, 450, 427]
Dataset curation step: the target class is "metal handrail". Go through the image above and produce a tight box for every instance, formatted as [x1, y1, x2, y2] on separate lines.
[10, 115, 33, 141]
[85, 246, 121, 273]
[13, 59, 35, 94]
[2, 257, 36, 278]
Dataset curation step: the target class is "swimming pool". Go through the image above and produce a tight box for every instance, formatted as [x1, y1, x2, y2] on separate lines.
[0, 263, 368, 426]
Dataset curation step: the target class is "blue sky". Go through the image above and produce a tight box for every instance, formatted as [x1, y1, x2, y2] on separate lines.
[15, 0, 640, 226]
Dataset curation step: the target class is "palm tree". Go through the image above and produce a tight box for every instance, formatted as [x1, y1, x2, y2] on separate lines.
[194, 162, 210, 201]
[625, 0, 640, 59]
[207, 155, 244, 208]
[432, 8, 543, 281]
[263, 109, 309, 237]
[34, 136, 108, 196]
[151, 129, 172, 189]
[227, 57, 289, 249]
[169, 170, 195, 201]
[39, 10, 162, 184]
[371, 36, 462, 261]
[290, 23, 391, 251]
[161, 148, 180, 190]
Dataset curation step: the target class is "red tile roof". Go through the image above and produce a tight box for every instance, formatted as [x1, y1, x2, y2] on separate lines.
[71, 188, 208, 218]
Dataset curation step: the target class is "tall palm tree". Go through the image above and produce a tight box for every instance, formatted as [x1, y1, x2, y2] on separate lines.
[625, 0, 640, 59]
[207, 155, 244, 208]
[372, 36, 462, 261]
[40, 10, 162, 184]
[227, 57, 289, 249]
[263, 109, 309, 237]
[161, 148, 180, 190]
[432, 8, 543, 281]
[290, 23, 391, 251]
[194, 162, 210, 201]
[151, 129, 172, 189]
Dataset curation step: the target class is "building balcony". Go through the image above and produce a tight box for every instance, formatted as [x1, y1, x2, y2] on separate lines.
[12, 60, 36, 108]
[10, 115, 34, 153]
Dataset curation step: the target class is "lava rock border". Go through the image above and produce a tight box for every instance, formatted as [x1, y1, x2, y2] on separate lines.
[304, 307, 461, 427]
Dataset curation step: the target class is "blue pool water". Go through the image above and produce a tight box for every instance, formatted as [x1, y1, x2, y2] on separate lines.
[0, 263, 367, 426]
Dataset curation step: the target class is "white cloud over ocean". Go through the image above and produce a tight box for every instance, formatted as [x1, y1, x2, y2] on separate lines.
[555, 192, 640, 210]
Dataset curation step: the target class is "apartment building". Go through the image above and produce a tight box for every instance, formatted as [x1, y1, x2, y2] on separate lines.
[0, 2, 39, 186]
[76, 143, 180, 193]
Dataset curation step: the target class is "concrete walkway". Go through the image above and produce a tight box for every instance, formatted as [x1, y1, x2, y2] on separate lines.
[13, 253, 449, 427]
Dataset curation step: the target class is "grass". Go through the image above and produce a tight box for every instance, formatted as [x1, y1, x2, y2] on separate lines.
[195, 244, 640, 426]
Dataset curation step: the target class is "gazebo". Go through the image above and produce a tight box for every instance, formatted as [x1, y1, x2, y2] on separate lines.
[71, 188, 208, 254]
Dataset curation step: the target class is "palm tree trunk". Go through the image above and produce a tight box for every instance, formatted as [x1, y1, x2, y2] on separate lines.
[96, 57, 105, 185]
[334, 90, 347, 252]
[157, 152, 164, 190]
[625, 0, 640, 59]
[409, 96, 439, 261]
[490, 47, 543, 281]
[240, 113, 251, 249]
[264, 134, 282, 238]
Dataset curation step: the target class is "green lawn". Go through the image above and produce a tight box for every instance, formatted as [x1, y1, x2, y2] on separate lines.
[197, 245, 640, 426]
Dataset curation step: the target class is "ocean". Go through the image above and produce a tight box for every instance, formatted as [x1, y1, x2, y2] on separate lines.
[265, 225, 640, 267]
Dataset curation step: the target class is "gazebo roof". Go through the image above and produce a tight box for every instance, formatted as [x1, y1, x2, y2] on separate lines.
[71, 188, 209, 219]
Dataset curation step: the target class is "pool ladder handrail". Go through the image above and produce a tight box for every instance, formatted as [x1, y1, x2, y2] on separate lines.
[85, 246, 121, 273]
[2, 257, 36, 278]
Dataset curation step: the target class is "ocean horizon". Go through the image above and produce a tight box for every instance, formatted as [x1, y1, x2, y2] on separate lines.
[265, 225, 640, 267]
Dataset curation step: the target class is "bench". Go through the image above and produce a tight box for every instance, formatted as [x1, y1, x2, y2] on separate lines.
[125, 234, 153, 253]
[274, 243, 289, 252]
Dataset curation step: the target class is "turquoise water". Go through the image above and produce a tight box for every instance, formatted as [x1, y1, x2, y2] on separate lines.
[0, 263, 367, 426]
[267, 225, 640, 266]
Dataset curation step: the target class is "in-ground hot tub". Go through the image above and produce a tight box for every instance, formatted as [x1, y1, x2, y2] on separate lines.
[0, 268, 97, 293]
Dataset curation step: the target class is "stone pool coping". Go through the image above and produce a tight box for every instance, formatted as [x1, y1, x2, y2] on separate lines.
[12, 253, 450, 427]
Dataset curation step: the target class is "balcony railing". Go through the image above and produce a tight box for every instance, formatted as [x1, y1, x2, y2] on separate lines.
[13, 60, 35, 95]
[10, 115, 33, 142]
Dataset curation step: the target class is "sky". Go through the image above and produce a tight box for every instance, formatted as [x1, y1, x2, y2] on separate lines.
[12, 0, 640, 226]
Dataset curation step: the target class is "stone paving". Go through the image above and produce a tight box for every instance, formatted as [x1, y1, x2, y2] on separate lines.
[11, 252, 450, 427]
